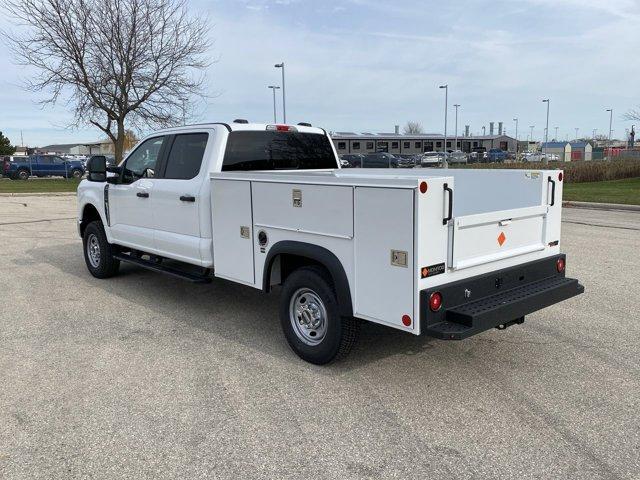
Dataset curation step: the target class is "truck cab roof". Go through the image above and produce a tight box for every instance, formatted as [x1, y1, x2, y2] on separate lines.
[153, 122, 327, 136]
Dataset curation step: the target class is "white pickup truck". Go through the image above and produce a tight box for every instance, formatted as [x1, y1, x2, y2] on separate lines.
[78, 121, 583, 364]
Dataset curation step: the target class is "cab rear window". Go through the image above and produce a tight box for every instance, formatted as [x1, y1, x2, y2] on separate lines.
[222, 131, 337, 171]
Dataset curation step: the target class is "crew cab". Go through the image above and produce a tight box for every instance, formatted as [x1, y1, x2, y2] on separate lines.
[77, 122, 583, 364]
[6, 155, 85, 180]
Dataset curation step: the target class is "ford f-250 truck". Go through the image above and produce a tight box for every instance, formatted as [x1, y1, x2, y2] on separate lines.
[77, 121, 584, 364]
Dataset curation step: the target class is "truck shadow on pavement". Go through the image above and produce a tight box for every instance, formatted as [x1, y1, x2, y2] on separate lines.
[28, 243, 442, 370]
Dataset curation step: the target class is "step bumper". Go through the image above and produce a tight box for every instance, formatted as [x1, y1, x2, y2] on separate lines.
[421, 255, 584, 340]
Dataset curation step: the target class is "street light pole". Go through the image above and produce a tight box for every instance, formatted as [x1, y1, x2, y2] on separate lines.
[542, 99, 549, 165]
[575, 128, 579, 141]
[274, 63, 286, 124]
[453, 104, 460, 152]
[439, 85, 448, 168]
[513, 117, 519, 159]
[554, 126, 559, 141]
[606, 108, 613, 160]
[529, 125, 535, 148]
[268, 85, 280, 123]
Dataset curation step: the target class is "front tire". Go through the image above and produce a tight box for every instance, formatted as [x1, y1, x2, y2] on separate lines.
[82, 220, 120, 278]
[280, 266, 359, 365]
[16, 169, 29, 180]
[71, 169, 83, 179]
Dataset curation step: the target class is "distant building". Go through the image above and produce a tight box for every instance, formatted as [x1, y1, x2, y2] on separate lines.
[540, 142, 572, 162]
[541, 141, 592, 161]
[568, 141, 593, 161]
[37, 139, 112, 155]
[331, 132, 517, 155]
[13, 146, 29, 156]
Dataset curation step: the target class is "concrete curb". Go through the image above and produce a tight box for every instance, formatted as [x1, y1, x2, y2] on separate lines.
[563, 201, 640, 212]
[0, 192, 77, 197]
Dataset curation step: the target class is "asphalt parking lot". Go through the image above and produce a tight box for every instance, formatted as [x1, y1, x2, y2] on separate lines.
[1, 195, 638, 479]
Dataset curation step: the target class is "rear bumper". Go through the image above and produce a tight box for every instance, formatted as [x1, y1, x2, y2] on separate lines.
[421, 254, 584, 340]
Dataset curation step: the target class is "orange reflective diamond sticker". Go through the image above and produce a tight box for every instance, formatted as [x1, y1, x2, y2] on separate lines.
[497, 232, 506, 246]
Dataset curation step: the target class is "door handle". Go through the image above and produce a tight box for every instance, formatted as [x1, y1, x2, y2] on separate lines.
[443, 183, 453, 225]
[180, 195, 196, 202]
[548, 177, 556, 206]
[136, 192, 149, 198]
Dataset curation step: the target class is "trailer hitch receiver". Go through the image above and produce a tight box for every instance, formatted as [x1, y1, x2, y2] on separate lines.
[495, 317, 525, 330]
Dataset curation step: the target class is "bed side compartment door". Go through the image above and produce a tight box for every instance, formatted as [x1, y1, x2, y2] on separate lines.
[211, 179, 255, 285]
[354, 187, 414, 329]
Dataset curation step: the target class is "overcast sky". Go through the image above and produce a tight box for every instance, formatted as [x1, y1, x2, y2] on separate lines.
[1, 0, 639, 147]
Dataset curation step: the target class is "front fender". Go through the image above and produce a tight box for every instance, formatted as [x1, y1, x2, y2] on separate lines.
[77, 181, 111, 241]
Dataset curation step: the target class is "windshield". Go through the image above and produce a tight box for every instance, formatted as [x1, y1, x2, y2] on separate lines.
[222, 131, 338, 171]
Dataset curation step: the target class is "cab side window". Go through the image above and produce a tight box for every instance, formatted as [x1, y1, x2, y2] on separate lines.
[163, 133, 209, 180]
[122, 136, 165, 184]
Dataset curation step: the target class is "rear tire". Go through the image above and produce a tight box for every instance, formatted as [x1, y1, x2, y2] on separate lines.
[280, 266, 359, 365]
[82, 220, 120, 278]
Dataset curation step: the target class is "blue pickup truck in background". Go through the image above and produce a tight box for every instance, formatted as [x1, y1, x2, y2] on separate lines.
[2, 155, 85, 180]
[487, 148, 507, 163]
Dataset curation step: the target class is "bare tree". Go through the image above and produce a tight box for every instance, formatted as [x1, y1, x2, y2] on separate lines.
[5, 0, 211, 162]
[403, 121, 424, 135]
[624, 107, 640, 122]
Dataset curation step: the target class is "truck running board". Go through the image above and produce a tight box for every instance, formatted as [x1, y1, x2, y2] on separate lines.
[425, 276, 584, 340]
[113, 253, 212, 283]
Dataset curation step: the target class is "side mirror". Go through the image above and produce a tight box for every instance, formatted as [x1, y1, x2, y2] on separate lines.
[87, 157, 106, 182]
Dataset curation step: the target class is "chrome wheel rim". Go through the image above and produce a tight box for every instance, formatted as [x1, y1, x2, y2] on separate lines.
[289, 288, 328, 346]
[86, 233, 101, 268]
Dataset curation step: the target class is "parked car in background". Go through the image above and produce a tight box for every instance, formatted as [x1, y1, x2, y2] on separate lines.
[1, 156, 20, 177]
[487, 148, 507, 163]
[395, 154, 418, 168]
[420, 152, 444, 167]
[469, 150, 489, 163]
[523, 152, 543, 162]
[448, 150, 468, 164]
[4, 155, 85, 180]
[362, 152, 398, 168]
[522, 152, 560, 163]
[339, 154, 365, 168]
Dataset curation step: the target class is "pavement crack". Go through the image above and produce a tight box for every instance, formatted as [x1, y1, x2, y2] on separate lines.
[0, 217, 76, 226]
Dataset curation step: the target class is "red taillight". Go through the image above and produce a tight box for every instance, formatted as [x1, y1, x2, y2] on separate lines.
[558, 172, 563, 182]
[556, 257, 565, 273]
[419, 181, 428, 194]
[276, 125, 290, 131]
[429, 292, 442, 312]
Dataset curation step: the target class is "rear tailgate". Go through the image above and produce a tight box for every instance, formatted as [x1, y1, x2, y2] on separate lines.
[449, 205, 548, 270]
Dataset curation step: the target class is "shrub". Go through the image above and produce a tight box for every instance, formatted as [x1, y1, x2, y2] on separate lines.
[456, 159, 640, 183]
